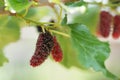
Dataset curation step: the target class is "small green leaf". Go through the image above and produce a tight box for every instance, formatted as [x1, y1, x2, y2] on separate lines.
[7, 0, 32, 12]
[0, 49, 8, 66]
[61, 14, 67, 26]
[69, 24, 118, 79]
[65, 0, 86, 7]
[0, 15, 20, 48]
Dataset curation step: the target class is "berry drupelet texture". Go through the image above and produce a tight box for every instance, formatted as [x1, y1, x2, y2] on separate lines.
[112, 15, 120, 39]
[98, 11, 112, 38]
[51, 36, 63, 62]
[30, 31, 54, 67]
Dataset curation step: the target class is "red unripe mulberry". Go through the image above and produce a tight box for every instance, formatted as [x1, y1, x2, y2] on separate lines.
[98, 11, 112, 38]
[51, 36, 63, 62]
[112, 15, 120, 39]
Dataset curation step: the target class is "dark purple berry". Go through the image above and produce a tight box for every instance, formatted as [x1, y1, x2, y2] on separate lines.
[30, 31, 54, 67]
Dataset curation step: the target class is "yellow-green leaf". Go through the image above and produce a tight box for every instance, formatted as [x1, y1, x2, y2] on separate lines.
[0, 15, 20, 48]
[49, 0, 60, 4]
[0, 49, 8, 66]
[7, 0, 32, 12]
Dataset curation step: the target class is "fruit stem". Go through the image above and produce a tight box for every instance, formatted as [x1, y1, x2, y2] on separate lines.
[49, 30, 70, 38]
[59, 3, 70, 12]
[58, 4, 63, 24]
[19, 15, 55, 26]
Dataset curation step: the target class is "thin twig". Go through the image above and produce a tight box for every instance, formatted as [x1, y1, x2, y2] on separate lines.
[50, 29, 70, 38]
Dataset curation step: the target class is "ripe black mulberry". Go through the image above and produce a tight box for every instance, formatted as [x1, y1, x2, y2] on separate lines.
[30, 31, 54, 67]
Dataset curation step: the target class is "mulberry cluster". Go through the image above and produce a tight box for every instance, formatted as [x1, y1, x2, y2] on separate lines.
[30, 31, 63, 67]
[97, 11, 120, 39]
[98, 11, 112, 38]
[112, 15, 120, 39]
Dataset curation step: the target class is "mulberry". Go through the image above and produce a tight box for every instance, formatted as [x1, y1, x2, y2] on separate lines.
[98, 11, 112, 38]
[51, 36, 63, 62]
[30, 31, 54, 67]
[112, 15, 120, 39]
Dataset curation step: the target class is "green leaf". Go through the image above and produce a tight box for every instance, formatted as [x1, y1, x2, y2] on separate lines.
[7, 0, 32, 12]
[0, 15, 20, 48]
[65, 0, 86, 7]
[109, 0, 120, 4]
[0, 15, 20, 67]
[71, 6, 100, 33]
[0, 0, 4, 8]
[17, 6, 52, 27]
[61, 14, 67, 26]
[56, 35, 83, 68]
[69, 24, 118, 79]
[25, 7, 51, 19]
[49, 0, 60, 4]
[0, 49, 8, 66]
